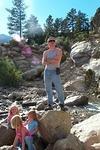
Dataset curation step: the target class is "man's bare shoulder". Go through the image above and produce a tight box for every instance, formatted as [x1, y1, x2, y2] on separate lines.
[56, 48, 62, 54]
[43, 50, 49, 54]
[56, 47, 62, 51]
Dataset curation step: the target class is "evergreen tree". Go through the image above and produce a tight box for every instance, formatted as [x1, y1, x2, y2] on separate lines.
[60, 18, 69, 36]
[66, 8, 77, 32]
[25, 15, 43, 38]
[6, 0, 26, 37]
[53, 18, 62, 36]
[90, 7, 100, 33]
[25, 15, 44, 45]
[44, 15, 54, 39]
[75, 10, 89, 32]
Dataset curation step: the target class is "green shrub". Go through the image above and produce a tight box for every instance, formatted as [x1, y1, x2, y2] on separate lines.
[75, 32, 89, 42]
[56, 36, 71, 52]
[0, 57, 22, 87]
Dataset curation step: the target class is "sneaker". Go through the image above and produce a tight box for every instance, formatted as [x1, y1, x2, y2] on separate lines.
[59, 104, 68, 111]
[45, 105, 53, 111]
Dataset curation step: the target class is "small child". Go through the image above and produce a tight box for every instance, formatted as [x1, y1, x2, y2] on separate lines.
[24, 110, 38, 150]
[7, 104, 20, 127]
[11, 115, 35, 150]
[25, 110, 38, 135]
[1, 103, 20, 128]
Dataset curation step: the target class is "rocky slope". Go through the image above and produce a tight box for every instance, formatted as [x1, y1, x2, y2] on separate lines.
[0, 37, 100, 149]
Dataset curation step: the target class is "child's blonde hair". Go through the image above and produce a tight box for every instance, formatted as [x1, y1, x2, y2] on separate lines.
[8, 104, 19, 115]
[28, 110, 37, 121]
[11, 115, 22, 129]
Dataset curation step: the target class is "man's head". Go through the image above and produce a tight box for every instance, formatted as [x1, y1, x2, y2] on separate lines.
[47, 37, 56, 43]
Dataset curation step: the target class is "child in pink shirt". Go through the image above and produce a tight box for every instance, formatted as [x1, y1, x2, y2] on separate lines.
[7, 104, 19, 127]
[11, 115, 31, 150]
[1, 103, 20, 128]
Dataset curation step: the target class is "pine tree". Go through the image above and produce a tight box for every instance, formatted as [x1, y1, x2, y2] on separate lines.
[25, 15, 44, 45]
[6, 0, 26, 37]
[53, 18, 62, 36]
[66, 8, 77, 32]
[25, 15, 43, 38]
[44, 15, 54, 38]
[75, 10, 89, 32]
[90, 7, 100, 33]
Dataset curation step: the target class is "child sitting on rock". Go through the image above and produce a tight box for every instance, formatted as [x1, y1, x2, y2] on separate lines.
[24, 110, 39, 149]
[11, 115, 36, 150]
[7, 103, 20, 127]
[0, 103, 20, 128]
[24, 110, 38, 135]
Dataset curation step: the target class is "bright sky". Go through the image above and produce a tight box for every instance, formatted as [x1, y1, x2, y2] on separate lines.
[0, 0, 99, 35]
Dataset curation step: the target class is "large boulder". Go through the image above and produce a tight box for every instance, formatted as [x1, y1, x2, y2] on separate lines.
[82, 58, 100, 77]
[71, 113, 100, 150]
[0, 145, 16, 150]
[22, 65, 43, 80]
[39, 110, 71, 143]
[53, 134, 85, 150]
[64, 76, 86, 92]
[64, 95, 88, 106]
[91, 143, 100, 150]
[70, 41, 91, 66]
[0, 125, 15, 146]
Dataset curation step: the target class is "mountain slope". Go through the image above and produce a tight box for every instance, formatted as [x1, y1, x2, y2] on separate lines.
[0, 34, 12, 43]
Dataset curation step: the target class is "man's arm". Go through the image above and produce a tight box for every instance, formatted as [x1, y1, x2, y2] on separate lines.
[42, 51, 48, 65]
[42, 49, 62, 65]
[46, 48, 62, 65]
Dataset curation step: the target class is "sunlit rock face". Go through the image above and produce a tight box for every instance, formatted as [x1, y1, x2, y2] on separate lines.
[53, 134, 84, 150]
[70, 41, 92, 66]
[82, 58, 100, 77]
[39, 110, 71, 143]
[71, 113, 100, 150]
